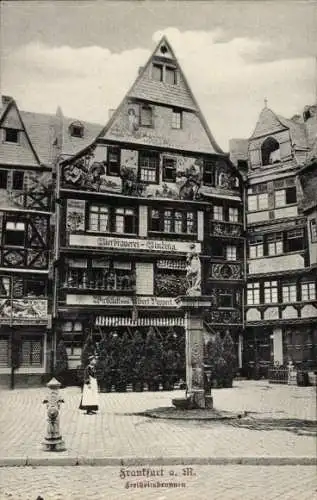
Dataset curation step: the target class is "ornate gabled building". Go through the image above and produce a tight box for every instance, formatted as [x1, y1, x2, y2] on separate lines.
[56, 37, 245, 378]
[0, 96, 102, 386]
[230, 102, 317, 376]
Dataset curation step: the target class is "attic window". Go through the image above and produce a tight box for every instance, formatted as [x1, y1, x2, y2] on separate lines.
[152, 64, 163, 82]
[160, 45, 168, 54]
[4, 128, 19, 143]
[166, 67, 177, 85]
[261, 137, 280, 166]
[69, 123, 84, 138]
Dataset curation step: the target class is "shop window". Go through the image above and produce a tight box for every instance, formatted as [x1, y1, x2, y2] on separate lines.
[115, 208, 136, 234]
[4, 128, 19, 143]
[139, 151, 159, 183]
[264, 281, 278, 304]
[267, 233, 283, 256]
[88, 205, 109, 233]
[4, 221, 25, 246]
[107, 146, 121, 176]
[261, 137, 280, 166]
[12, 171, 24, 190]
[286, 229, 304, 252]
[162, 157, 177, 182]
[226, 245, 237, 261]
[301, 282, 316, 301]
[229, 207, 239, 223]
[0, 337, 10, 367]
[247, 282, 260, 305]
[249, 236, 263, 258]
[203, 158, 214, 186]
[213, 205, 223, 221]
[21, 337, 43, 367]
[172, 109, 182, 129]
[0, 170, 8, 189]
[140, 105, 153, 127]
[310, 219, 317, 242]
[282, 284, 297, 303]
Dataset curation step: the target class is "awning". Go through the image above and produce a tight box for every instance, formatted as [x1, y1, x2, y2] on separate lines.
[95, 316, 184, 327]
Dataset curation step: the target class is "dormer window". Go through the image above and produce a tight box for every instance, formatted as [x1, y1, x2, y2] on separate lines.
[261, 137, 280, 166]
[69, 122, 84, 138]
[4, 128, 19, 143]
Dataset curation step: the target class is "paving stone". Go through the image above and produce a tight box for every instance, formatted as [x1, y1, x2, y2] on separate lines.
[0, 381, 315, 463]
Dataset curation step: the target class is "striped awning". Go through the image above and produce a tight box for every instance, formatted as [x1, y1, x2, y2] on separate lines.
[95, 316, 184, 327]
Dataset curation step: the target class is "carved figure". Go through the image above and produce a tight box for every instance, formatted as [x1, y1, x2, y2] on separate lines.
[186, 244, 201, 296]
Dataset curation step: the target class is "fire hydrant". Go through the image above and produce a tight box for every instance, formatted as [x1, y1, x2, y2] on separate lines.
[42, 377, 66, 451]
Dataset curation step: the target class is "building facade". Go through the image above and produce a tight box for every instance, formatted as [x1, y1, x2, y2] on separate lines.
[0, 97, 102, 385]
[231, 103, 317, 376]
[54, 37, 244, 381]
[0, 97, 52, 385]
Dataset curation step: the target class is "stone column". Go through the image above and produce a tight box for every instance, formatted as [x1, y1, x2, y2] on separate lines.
[185, 311, 205, 408]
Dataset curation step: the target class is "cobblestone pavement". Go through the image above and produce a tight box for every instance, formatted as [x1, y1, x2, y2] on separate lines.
[0, 381, 315, 460]
[0, 465, 316, 499]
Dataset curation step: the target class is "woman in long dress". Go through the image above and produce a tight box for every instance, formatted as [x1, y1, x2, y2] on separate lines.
[79, 355, 99, 415]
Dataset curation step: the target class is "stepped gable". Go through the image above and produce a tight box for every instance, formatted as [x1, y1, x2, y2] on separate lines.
[0, 98, 41, 167]
[100, 36, 224, 155]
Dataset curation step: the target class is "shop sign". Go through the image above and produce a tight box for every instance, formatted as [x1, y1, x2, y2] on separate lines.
[136, 296, 178, 307]
[66, 295, 133, 306]
[68, 234, 201, 254]
[66, 295, 178, 308]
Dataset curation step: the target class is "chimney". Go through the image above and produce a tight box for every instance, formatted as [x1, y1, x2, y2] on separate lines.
[108, 109, 116, 119]
[2, 95, 13, 107]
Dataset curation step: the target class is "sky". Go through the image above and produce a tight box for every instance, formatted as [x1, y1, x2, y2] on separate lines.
[1, 0, 317, 150]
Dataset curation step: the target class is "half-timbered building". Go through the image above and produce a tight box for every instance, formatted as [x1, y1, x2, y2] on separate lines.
[56, 37, 245, 380]
[230, 102, 317, 377]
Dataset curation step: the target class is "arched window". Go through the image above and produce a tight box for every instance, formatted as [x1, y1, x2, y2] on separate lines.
[261, 137, 280, 166]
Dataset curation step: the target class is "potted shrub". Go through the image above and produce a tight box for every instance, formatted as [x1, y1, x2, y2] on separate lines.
[222, 331, 237, 388]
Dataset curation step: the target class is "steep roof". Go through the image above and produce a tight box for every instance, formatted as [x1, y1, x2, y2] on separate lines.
[98, 36, 224, 155]
[0, 104, 103, 165]
[0, 98, 41, 167]
[250, 107, 288, 139]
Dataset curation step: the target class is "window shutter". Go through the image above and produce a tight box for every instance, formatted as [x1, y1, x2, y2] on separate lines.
[138, 205, 148, 237]
[197, 211, 204, 241]
[135, 263, 153, 295]
[249, 148, 261, 168]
